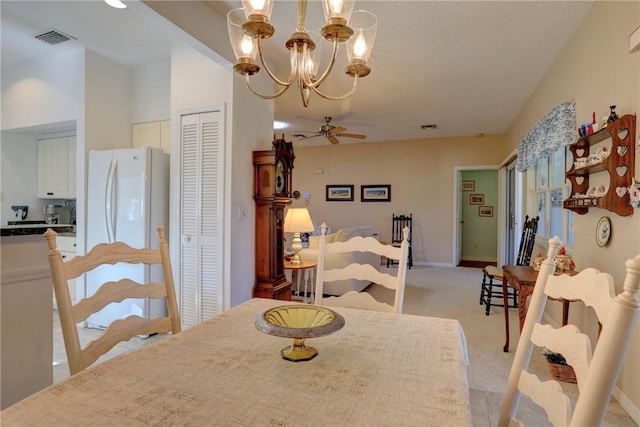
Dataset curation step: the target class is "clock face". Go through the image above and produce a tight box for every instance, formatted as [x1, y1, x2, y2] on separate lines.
[275, 160, 285, 194]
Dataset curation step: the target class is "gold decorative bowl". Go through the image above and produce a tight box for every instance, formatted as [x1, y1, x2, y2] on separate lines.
[255, 305, 345, 362]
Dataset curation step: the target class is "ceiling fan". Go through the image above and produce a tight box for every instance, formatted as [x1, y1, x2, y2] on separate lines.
[294, 117, 367, 145]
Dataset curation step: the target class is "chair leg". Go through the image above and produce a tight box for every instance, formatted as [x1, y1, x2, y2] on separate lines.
[480, 273, 487, 305]
[485, 276, 493, 316]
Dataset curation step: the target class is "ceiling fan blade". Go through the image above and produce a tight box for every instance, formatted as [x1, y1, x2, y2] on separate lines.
[296, 134, 320, 141]
[331, 126, 347, 134]
[327, 135, 340, 144]
[335, 132, 367, 139]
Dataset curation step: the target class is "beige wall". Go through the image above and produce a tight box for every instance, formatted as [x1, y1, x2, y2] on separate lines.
[292, 135, 505, 265]
[505, 1, 640, 419]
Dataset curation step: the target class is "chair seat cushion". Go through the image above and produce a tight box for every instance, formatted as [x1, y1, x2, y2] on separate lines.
[483, 265, 503, 279]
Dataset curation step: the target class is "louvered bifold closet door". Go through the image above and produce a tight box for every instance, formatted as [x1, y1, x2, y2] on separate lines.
[180, 111, 224, 328]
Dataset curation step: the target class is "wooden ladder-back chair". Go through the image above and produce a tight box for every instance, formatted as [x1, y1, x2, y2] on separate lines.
[387, 213, 413, 269]
[480, 215, 539, 315]
[498, 237, 640, 426]
[45, 225, 181, 375]
[315, 223, 410, 314]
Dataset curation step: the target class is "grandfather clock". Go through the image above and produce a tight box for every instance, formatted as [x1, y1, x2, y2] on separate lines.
[253, 136, 295, 300]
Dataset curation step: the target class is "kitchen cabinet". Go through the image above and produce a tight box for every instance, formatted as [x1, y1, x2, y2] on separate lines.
[564, 114, 636, 216]
[132, 120, 170, 154]
[53, 235, 77, 305]
[37, 136, 76, 199]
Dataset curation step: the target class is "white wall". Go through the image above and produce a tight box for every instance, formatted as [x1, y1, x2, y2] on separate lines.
[0, 50, 85, 225]
[131, 60, 171, 123]
[0, 133, 40, 224]
[1, 49, 84, 131]
[170, 44, 271, 310]
[229, 69, 275, 307]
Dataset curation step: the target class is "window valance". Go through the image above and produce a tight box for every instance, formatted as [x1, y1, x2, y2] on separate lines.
[517, 101, 577, 172]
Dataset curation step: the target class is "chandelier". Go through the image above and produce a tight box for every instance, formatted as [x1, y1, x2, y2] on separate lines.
[227, 0, 377, 108]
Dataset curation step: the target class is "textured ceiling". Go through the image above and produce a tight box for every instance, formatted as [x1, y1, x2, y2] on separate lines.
[1, 1, 594, 145]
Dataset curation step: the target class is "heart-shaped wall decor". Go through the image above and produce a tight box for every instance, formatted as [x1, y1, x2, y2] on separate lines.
[617, 145, 628, 156]
[576, 148, 585, 157]
[616, 166, 628, 177]
[575, 176, 585, 185]
[616, 187, 628, 197]
[617, 128, 629, 140]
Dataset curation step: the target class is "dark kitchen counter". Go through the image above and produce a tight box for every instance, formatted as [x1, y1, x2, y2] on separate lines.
[1, 224, 75, 237]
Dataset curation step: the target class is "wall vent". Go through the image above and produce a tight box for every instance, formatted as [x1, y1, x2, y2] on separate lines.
[35, 29, 76, 45]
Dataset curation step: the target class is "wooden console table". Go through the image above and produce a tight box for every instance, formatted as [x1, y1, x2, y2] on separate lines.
[502, 265, 577, 352]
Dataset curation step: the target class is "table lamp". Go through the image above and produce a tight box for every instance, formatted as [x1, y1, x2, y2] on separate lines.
[284, 207, 315, 265]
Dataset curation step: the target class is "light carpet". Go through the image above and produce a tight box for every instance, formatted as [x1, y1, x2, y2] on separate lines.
[366, 265, 637, 426]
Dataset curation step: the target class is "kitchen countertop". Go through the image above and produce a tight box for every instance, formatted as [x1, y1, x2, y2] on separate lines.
[1, 224, 75, 237]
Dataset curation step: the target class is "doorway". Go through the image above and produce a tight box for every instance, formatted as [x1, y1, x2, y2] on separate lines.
[454, 168, 499, 267]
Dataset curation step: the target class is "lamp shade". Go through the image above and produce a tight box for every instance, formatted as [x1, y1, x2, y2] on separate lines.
[284, 208, 315, 233]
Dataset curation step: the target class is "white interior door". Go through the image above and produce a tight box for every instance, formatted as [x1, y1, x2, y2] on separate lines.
[179, 110, 224, 328]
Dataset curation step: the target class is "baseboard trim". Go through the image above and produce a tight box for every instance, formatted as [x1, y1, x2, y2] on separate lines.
[417, 261, 455, 267]
[613, 386, 640, 425]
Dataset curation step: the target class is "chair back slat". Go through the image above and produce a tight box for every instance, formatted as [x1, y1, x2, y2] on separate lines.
[45, 225, 181, 376]
[315, 223, 409, 313]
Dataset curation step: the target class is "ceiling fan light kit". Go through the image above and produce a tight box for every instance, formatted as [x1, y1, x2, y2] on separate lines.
[227, 0, 377, 107]
[295, 116, 366, 144]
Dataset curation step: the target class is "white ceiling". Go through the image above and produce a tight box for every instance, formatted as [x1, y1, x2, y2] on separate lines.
[1, 0, 594, 145]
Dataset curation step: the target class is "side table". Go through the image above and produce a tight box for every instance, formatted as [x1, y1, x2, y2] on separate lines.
[284, 260, 317, 303]
[502, 265, 577, 352]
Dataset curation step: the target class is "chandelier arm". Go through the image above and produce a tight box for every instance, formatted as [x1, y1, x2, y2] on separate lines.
[302, 38, 339, 89]
[244, 74, 291, 100]
[310, 74, 359, 101]
[257, 37, 296, 87]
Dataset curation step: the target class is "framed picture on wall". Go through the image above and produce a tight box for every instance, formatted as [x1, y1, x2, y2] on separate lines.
[479, 206, 494, 217]
[470, 194, 484, 205]
[326, 185, 354, 201]
[361, 185, 391, 202]
[461, 180, 475, 191]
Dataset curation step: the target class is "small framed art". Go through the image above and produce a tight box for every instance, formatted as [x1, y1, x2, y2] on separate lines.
[461, 180, 475, 191]
[326, 185, 354, 201]
[470, 194, 484, 205]
[361, 185, 391, 202]
[479, 206, 494, 217]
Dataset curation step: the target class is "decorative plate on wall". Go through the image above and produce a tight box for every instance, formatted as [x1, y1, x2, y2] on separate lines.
[595, 216, 611, 247]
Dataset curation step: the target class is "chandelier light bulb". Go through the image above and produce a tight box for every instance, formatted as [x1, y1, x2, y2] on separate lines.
[328, 0, 345, 16]
[352, 32, 366, 58]
[241, 36, 254, 56]
[105, 0, 126, 9]
[250, 0, 266, 10]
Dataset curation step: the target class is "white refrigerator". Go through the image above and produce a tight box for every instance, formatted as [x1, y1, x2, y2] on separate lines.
[86, 147, 169, 329]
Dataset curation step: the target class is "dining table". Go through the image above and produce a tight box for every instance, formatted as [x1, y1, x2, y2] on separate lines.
[1, 298, 471, 426]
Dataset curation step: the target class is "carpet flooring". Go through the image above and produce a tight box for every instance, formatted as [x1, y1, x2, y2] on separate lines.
[54, 266, 637, 426]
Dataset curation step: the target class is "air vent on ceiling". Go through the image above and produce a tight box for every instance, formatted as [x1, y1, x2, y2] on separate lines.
[35, 29, 76, 45]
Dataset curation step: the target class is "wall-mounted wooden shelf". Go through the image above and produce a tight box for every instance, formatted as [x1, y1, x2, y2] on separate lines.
[564, 114, 636, 217]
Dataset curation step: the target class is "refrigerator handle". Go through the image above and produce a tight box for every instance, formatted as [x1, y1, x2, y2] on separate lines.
[105, 159, 117, 243]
